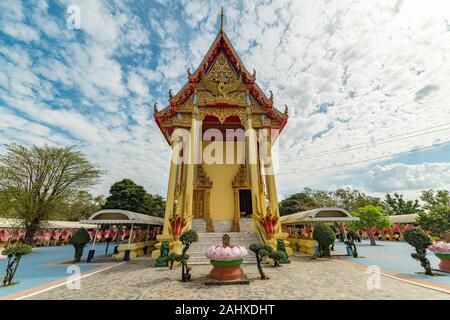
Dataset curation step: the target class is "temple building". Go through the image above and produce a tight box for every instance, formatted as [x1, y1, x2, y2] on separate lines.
[152, 9, 289, 256]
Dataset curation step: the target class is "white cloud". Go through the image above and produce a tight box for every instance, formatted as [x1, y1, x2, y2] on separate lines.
[365, 162, 450, 192]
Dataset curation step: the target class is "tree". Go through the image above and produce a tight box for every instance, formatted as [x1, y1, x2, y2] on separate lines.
[349, 205, 391, 246]
[417, 207, 450, 239]
[403, 228, 433, 276]
[103, 179, 165, 217]
[0, 143, 103, 244]
[383, 193, 420, 215]
[417, 189, 450, 240]
[69, 228, 91, 263]
[312, 224, 335, 258]
[145, 194, 165, 218]
[420, 189, 450, 212]
[268, 251, 286, 267]
[249, 243, 273, 280]
[2, 243, 32, 286]
[55, 190, 104, 221]
[167, 230, 198, 282]
[333, 187, 381, 212]
[279, 188, 336, 216]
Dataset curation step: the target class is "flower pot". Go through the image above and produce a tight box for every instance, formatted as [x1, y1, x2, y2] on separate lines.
[209, 259, 244, 281]
[434, 253, 450, 272]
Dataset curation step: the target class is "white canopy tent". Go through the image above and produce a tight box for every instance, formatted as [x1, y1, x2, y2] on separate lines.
[280, 207, 359, 225]
[80, 209, 164, 226]
[80, 209, 163, 261]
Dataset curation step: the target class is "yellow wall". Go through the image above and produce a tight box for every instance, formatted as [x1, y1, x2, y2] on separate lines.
[202, 141, 244, 221]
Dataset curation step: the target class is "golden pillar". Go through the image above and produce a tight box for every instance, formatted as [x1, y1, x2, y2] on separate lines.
[232, 188, 240, 232]
[245, 94, 263, 219]
[184, 102, 200, 230]
[157, 137, 180, 241]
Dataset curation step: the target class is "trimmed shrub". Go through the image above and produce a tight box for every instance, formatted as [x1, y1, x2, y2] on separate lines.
[69, 228, 91, 263]
[313, 224, 335, 258]
[403, 228, 433, 275]
[2, 243, 32, 286]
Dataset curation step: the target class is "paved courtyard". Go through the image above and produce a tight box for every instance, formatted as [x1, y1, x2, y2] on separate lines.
[0, 243, 111, 298]
[26, 255, 449, 300]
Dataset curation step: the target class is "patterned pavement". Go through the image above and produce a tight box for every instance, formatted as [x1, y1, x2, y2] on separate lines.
[26, 255, 449, 300]
[0, 243, 111, 298]
[334, 240, 450, 287]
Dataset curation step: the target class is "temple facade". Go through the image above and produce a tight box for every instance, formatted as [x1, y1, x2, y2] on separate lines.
[153, 10, 289, 255]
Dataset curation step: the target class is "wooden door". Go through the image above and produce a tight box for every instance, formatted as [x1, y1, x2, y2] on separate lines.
[193, 189, 204, 218]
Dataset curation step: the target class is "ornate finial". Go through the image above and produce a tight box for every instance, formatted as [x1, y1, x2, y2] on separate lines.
[169, 89, 173, 100]
[220, 6, 224, 33]
[153, 103, 158, 113]
[269, 90, 273, 102]
[187, 68, 192, 77]
[222, 233, 230, 247]
[284, 105, 288, 115]
[252, 69, 256, 79]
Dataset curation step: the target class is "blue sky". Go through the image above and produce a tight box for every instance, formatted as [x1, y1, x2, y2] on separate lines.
[0, 0, 449, 200]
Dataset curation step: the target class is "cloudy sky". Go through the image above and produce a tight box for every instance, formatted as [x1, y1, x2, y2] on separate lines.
[0, 0, 449, 200]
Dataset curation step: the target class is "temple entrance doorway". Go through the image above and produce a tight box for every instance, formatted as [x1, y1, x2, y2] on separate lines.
[193, 189, 205, 219]
[239, 189, 252, 217]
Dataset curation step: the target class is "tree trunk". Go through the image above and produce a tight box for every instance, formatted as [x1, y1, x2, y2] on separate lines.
[367, 228, 376, 246]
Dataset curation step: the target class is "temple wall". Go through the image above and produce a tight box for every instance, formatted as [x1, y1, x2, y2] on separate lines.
[202, 141, 244, 221]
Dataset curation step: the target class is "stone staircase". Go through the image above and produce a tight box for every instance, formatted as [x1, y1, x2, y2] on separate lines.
[188, 218, 260, 265]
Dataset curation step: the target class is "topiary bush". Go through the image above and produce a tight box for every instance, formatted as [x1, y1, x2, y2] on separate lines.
[269, 251, 286, 267]
[249, 243, 273, 280]
[2, 243, 32, 286]
[403, 228, 433, 275]
[313, 224, 335, 258]
[167, 230, 199, 282]
[69, 228, 91, 263]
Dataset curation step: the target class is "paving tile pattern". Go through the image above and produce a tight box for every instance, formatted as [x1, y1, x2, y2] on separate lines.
[28, 256, 450, 300]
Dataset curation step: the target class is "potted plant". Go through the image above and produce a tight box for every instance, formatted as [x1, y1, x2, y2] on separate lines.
[428, 241, 450, 272]
[205, 235, 248, 281]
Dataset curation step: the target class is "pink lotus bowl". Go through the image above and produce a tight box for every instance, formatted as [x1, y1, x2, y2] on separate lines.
[428, 241, 450, 254]
[205, 244, 248, 261]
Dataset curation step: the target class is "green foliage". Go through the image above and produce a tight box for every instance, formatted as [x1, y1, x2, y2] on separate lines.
[69, 228, 91, 263]
[403, 228, 433, 275]
[69, 228, 91, 245]
[168, 230, 199, 282]
[2, 243, 32, 286]
[0, 143, 103, 244]
[55, 190, 105, 221]
[103, 179, 165, 217]
[1, 243, 32, 257]
[279, 188, 336, 216]
[180, 229, 199, 248]
[418, 207, 450, 238]
[155, 240, 170, 267]
[334, 188, 381, 212]
[279, 187, 381, 216]
[249, 243, 273, 280]
[420, 189, 450, 212]
[312, 224, 335, 258]
[276, 239, 290, 264]
[349, 205, 391, 246]
[383, 193, 420, 216]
